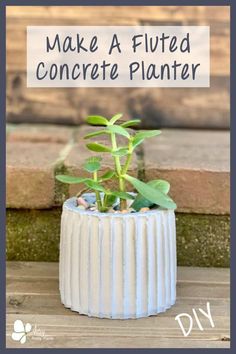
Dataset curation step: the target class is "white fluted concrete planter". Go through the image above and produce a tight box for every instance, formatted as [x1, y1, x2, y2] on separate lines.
[59, 195, 177, 319]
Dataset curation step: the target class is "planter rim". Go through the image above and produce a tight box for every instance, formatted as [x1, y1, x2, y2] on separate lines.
[63, 195, 174, 218]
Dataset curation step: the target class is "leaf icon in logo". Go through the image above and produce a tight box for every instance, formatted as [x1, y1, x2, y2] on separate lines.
[25, 323, 32, 333]
[11, 319, 32, 344]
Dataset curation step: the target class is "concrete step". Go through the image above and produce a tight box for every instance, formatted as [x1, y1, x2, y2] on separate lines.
[7, 124, 230, 214]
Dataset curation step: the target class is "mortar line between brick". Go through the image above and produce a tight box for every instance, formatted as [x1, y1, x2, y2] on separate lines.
[55, 140, 74, 168]
[53, 140, 75, 206]
[135, 145, 145, 181]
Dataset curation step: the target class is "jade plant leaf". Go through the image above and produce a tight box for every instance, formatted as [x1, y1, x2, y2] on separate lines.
[86, 143, 111, 152]
[121, 119, 141, 128]
[55, 175, 88, 184]
[84, 130, 108, 139]
[131, 137, 144, 149]
[83, 157, 102, 173]
[84, 180, 106, 192]
[132, 130, 161, 148]
[112, 147, 129, 157]
[109, 191, 135, 200]
[99, 170, 115, 181]
[110, 113, 123, 124]
[107, 125, 130, 138]
[124, 174, 177, 209]
[149, 179, 170, 194]
[86, 115, 109, 126]
[131, 179, 170, 211]
[104, 194, 117, 207]
[134, 130, 162, 140]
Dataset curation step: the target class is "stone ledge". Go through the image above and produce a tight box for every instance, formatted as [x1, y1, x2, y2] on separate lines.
[6, 124, 230, 214]
[6, 209, 230, 267]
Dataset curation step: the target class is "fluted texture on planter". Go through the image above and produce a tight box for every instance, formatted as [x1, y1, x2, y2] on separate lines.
[59, 197, 176, 319]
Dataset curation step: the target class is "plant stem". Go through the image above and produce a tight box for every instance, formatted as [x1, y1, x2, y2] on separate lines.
[119, 182, 127, 210]
[111, 132, 127, 210]
[103, 193, 108, 209]
[111, 133, 121, 173]
[122, 142, 133, 175]
[93, 171, 102, 211]
[119, 143, 133, 209]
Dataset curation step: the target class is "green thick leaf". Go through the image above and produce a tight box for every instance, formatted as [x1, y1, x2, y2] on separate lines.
[110, 191, 135, 200]
[83, 157, 102, 173]
[104, 194, 117, 207]
[84, 162, 101, 173]
[132, 130, 161, 149]
[107, 125, 130, 138]
[134, 130, 162, 140]
[110, 113, 123, 124]
[131, 179, 170, 211]
[150, 179, 170, 194]
[112, 147, 129, 157]
[131, 137, 144, 149]
[99, 170, 115, 181]
[124, 175, 176, 210]
[84, 130, 108, 139]
[84, 180, 106, 192]
[86, 156, 102, 163]
[55, 175, 88, 184]
[86, 115, 109, 126]
[86, 143, 111, 153]
[121, 119, 141, 128]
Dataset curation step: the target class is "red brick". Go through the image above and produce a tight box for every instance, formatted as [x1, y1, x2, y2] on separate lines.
[7, 124, 74, 144]
[143, 129, 230, 214]
[7, 142, 65, 208]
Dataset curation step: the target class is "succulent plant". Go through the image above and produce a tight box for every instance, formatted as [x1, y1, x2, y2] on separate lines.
[56, 114, 176, 212]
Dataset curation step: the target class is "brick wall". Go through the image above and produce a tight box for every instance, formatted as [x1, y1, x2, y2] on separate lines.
[6, 6, 230, 129]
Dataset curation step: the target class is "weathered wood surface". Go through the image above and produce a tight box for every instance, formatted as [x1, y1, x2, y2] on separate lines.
[6, 6, 230, 22]
[6, 262, 230, 348]
[6, 6, 230, 128]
